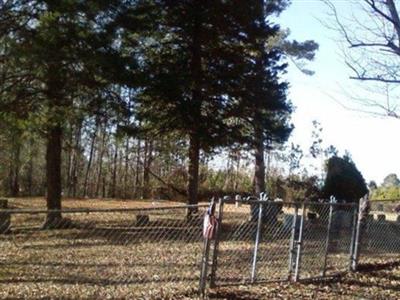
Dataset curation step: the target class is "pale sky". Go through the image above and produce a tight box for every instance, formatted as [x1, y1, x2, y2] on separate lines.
[280, 0, 400, 185]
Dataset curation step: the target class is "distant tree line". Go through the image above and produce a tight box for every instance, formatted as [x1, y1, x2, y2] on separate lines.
[370, 173, 400, 200]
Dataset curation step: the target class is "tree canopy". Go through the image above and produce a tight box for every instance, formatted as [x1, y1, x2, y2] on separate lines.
[322, 155, 368, 202]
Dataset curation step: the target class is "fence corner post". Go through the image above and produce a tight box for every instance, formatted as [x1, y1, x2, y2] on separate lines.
[322, 196, 335, 277]
[288, 203, 299, 280]
[199, 198, 215, 297]
[350, 194, 369, 272]
[250, 198, 264, 283]
[294, 203, 305, 282]
[209, 197, 224, 288]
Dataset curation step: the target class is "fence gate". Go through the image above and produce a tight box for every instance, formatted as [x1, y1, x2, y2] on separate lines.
[200, 198, 360, 295]
[205, 199, 298, 288]
[294, 201, 357, 281]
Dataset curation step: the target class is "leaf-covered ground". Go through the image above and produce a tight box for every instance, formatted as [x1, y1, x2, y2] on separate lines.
[209, 261, 400, 299]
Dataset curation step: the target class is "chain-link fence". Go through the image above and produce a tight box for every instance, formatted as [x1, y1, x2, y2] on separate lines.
[206, 199, 359, 290]
[1, 198, 400, 298]
[0, 204, 208, 298]
[357, 200, 400, 267]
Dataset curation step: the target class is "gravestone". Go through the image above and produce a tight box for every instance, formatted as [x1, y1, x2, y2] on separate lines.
[377, 214, 386, 222]
[283, 214, 301, 239]
[235, 195, 242, 208]
[0, 199, 10, 234]
[331, 211, 353, 233]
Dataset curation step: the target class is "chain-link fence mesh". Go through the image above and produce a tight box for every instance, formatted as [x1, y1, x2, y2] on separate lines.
[255, 202, 294, 283]
[358, 200, 400, 267]
[211, 200, 363, 286]
[211, 202, 255, 285]
[297, 202, 331, 279]
[0, 204, 207, 298]
[325, 204, 357, 276]
[1, 198, 400, 298]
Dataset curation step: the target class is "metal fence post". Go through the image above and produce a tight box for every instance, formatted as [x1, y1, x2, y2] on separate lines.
[322, 197, 335, 277]
[199, 234, 211, 297]
[288, 204, 299, 280]
[349, 203, 358, 271]
[250, 200, 264, 283]
[199, 199, 216, 297]
[351, 196, 369, 271]
[294, 203, 306, 282]
[209, 197, 224, 288]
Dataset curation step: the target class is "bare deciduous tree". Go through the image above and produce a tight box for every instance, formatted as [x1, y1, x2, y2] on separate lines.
[325, 0, 400, 118]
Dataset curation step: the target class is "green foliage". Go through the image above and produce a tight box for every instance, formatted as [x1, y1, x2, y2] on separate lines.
[0, 0, 318, 205]
[371, 186, 400, 200]
[370, 173, 400, 200]
[134, 1, 249, 149]
[267, 175, 320, 202]
[231, 1, 294, 149]
[322, 155, 368, 202]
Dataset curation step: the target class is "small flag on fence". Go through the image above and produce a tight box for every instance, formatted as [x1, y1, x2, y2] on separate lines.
[203, 203, 218, 240]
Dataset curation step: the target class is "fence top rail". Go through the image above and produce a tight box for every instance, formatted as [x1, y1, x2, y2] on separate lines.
[222, 198, 357, 207]
[370, 199, 400, 203]
[0, 203, 209, 215]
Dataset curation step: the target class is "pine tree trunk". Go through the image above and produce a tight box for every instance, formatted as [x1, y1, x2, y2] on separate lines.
[69, 123, 82, 198]
[83, 124, 97, 198]
[123, 137, 130, 199]
[142, 140, 154, 199]
[251, 123, 265, 222]
[43, 125, 63, 228]
[10, 138, 21, 197]
[134, 139, 141, 198]
[66, 127, 73, 196]
[110, 143, 118, 198]
[117, 144, 123, 198]
[254, 126, 265, 196]
[187, 133, 200, 218]
[95, 125, 107, 198]
[27, 137, 34, 196]
[187, 9, 202, 219]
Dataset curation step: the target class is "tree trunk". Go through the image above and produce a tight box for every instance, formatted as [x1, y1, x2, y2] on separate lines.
[110, 143, 118, 198]
[142, 140, 154, 199]
[43, 125, 63, 228]
[187, 8, 202, 219]
[27, 137, 34, 196]
[134, 139, 141, 198]
[95, 125, 107, 198]
[254, 126, 265, 196]
[251, 123, 265, 222]
[83, 124, 97, 198]
[69, 123, 82, 198]
[66, 127, 73, 196]
[123, 137, 130, 199]
[9, 138, 20, 197]
[187, 133, 200, 218]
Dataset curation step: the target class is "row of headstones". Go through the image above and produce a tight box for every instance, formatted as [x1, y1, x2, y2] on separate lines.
[364, 214, 400, 223]
[0, 198, 154, 234]
[282, 211, 400, 233]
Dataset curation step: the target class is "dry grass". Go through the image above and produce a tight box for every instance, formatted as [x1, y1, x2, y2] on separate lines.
[7, 197, 183, 210]
[1, 198, 205, 299]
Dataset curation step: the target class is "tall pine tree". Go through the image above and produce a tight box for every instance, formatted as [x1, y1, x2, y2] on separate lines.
[135, 0, 247, 213]
[2, 0, 138, 227]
